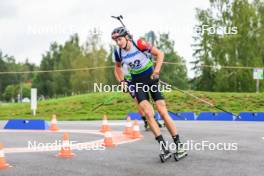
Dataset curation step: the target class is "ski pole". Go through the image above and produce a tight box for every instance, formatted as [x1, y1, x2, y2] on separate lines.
[158, 80, 240, 119]
[91, 92, 119, 112]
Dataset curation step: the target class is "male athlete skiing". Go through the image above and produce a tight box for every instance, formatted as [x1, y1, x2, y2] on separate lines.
[111, 26, 187, 162]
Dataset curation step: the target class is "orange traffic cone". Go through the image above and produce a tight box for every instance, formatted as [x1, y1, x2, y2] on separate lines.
[103, 131, 115, 147]
[49, 114, 59, 131]
[0, 144, 11, 169]
[99, 115, 111, 133]
[123, 116, 133, 136]
[56, 133, 75, 158]
[131, 120, 143, 139]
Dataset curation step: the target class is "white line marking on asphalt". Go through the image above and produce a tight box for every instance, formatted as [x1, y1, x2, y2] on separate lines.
[0, 129, 142, 154]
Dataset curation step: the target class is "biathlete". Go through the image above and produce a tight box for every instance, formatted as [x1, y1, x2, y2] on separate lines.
[112, 26, 187, 162]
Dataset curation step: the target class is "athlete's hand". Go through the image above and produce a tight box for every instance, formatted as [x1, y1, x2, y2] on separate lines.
[120, 80, 129, 93]
[151, 72, 160, 82]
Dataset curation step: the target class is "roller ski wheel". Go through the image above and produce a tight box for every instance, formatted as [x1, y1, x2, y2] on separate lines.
[173, 150, 188, 161]
[159, 152, 172, 163]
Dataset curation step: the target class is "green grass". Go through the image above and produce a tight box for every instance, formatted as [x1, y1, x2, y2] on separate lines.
[0, 91, 264, 120]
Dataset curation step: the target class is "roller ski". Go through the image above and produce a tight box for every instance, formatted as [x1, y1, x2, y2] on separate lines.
[159, 150, 172, 163]
[159, 143, 187, 163]
[172, 135, 188, 161]
[156, 135, 172, 163]
[173, 144, 188, 161]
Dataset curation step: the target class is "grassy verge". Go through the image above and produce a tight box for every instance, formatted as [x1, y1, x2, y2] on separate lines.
[0, 91, 264, 120]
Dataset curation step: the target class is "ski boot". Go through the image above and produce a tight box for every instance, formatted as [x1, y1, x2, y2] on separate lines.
[159, 150, 172, 163]
[156, 135, 172, 163]
[173, 143, 188, 161]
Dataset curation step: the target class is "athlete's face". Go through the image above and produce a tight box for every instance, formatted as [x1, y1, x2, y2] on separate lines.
[114, 36, 127, 49]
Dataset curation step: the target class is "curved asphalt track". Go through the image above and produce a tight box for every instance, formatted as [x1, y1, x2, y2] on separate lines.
[0, 120, 263, 176]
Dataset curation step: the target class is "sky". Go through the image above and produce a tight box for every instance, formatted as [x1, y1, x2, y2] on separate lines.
[0, 0, 210, 78]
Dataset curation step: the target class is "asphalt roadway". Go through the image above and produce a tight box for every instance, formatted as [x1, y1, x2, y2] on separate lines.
[0, 120, 263, 176]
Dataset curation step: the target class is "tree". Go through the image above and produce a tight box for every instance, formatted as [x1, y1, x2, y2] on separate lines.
[156, 33, 189, 89]
[192, 0, 264, 92]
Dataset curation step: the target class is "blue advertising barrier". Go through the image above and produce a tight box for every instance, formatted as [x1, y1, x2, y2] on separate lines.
[177, 112, 196, 120]
[127, 112, 264, 121]
[237, 112, 264, 121]
[4, 119, 49, 130]
[128, 112, 183, 121]
[155, 112, 183, 120]
[197, 112, 234, 121]
[197, 112, 215, 120]
[127, 112, 142, 120]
